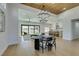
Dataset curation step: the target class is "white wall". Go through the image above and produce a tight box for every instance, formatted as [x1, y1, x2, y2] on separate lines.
[6, 4, 18, 45]
[59, 6, 79, 40]
[63, 19, 72, 40]
[0, 4, 8, 55]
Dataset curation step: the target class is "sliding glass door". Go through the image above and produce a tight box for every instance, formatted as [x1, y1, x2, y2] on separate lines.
[21, 25, 40, 36]
[29, 26, 34, 34]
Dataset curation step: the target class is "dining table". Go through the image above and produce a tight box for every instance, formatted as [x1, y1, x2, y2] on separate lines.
[33, 35, 53, 50]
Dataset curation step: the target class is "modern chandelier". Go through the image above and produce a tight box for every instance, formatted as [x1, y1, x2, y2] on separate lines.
[37, 4, 51, 23]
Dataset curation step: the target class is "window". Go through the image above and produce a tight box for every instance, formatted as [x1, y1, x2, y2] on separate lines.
[35, 26, 40, 34]
[21, 25, 40, 35]
[22, 26, 29, 35]
[29, 26, 34, 34]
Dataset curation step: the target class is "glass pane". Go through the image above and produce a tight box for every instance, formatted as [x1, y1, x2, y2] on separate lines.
[35, 26, 39, 35]
[29, 26, 34, 34]
[22, 26, 28, 35]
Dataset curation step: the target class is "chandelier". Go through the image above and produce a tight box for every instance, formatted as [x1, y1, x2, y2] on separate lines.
[37, 4, 51, 23]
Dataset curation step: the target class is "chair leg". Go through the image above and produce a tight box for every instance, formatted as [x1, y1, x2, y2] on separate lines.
[54, 43, 56, 50]
[54, 40, 56, 50]
[53, 39, 56, 50]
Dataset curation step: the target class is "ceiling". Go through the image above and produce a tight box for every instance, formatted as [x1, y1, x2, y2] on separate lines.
[22, 3, 79, 15]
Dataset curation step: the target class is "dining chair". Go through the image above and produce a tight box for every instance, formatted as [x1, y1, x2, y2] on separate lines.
[46, 37, 56, 50]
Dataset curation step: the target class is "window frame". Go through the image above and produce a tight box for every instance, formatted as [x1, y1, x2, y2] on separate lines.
[21, 24, 40, 35]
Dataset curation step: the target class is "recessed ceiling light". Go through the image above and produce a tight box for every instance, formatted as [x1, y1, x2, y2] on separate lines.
[63, 8, 66, 10]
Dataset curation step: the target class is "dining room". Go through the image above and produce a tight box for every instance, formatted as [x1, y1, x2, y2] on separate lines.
[1, 3, 79, 56]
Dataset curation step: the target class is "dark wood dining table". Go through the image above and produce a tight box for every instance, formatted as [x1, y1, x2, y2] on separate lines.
[34, 35, 54, 50]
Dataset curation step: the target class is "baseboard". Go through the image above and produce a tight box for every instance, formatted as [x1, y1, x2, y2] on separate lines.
[0, 40, 20, 56]
[0, 42, 18, 56]
[72, 38, 79, 41]
[8, 41, 19, 46]
[0, 44, 8, 56]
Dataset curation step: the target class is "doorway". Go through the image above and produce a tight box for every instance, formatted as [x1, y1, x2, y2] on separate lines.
[72, 19, 79, 39]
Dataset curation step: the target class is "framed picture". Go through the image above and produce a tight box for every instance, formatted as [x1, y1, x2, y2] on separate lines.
[0, 8, 5, 32]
